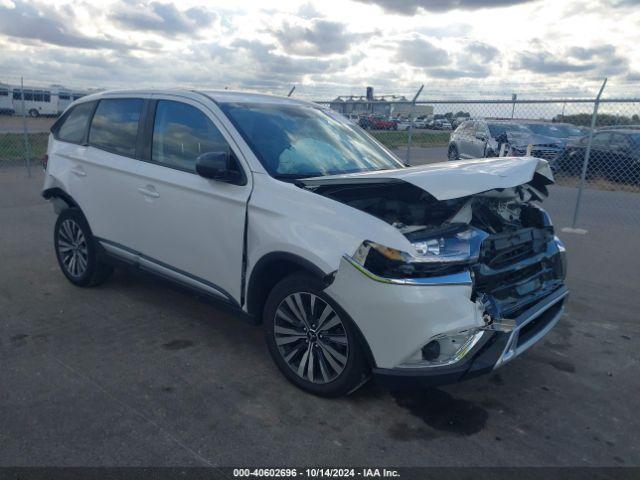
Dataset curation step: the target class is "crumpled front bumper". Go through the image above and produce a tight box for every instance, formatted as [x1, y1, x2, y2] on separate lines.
[373, 285, 568, 389]
[324, 255, 567, 389]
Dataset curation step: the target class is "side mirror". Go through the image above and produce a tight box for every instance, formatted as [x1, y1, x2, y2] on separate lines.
[195, 151, 245, 185]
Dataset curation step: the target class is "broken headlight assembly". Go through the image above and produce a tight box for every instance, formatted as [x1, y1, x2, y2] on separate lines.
[350, 227, 488, 279]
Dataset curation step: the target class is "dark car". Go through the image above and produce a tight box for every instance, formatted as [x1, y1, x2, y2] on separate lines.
[554, 129, 640, 184]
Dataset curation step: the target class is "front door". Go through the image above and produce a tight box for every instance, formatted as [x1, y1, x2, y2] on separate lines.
[130, 97, 251, 304]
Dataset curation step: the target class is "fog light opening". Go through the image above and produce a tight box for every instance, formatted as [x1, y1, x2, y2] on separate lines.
[421, 340, 440, 361]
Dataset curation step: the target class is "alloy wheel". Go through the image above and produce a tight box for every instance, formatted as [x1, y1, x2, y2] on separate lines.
[273, 292, 349, 384]
[57, 219, 89, 278]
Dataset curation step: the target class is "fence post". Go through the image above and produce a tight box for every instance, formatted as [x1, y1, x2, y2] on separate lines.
[571, 77, 607, 229]
[510, 93, 517, 119]
[20, 77, 32, 178]
[405, 84, 424, 165]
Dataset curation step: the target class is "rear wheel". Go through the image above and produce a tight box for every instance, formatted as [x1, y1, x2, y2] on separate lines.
[448, 144, 459, 161]
[54, 208, 113, 287]
[263, 273, 369, 397]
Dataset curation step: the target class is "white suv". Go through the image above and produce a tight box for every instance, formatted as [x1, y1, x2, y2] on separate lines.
[43, 90, 568, 397]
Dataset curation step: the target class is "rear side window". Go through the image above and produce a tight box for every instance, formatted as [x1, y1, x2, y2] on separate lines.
[89, 98, 143, 157]
[57, 102, 95, 144]
[152, 100, 230, 172]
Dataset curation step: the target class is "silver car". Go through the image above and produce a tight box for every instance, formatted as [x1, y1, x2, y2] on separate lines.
[449, 120, 537, 160]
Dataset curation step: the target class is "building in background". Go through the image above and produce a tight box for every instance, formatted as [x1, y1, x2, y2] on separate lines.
[328, 86, 433, 118]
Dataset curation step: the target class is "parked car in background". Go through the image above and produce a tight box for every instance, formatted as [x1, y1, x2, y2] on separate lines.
[432, 119, 452, 130]
[449, 120, 531, 160]
[358, 115, 398, 130]
[42, 89, 568, 397]
[448, 119, 570, 162]
[554, 128, 640, 183]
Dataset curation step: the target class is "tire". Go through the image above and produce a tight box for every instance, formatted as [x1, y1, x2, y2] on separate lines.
[28, 109, 39, 118]
[54, 208, 113, 287]
[263, 273, 369, 397]
[448, 144, 459, 161]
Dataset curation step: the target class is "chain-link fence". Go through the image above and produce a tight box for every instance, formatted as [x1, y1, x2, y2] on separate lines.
[2, 78, 638, 229]
[0, 76, 88, 174]
[318, 86, 640, 230]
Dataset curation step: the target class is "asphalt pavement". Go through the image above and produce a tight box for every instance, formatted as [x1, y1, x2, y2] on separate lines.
[1, 166, 638, 467]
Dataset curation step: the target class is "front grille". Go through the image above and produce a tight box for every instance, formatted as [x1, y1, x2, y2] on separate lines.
[473, 227, 562, 314]
[480, 228, 547, 269]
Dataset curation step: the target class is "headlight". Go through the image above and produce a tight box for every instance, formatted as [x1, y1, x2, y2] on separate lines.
[399, 329, 485, 368]
[351, 227, 487, 279]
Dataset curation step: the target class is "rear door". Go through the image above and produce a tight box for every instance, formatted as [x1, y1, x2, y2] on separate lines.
[50, 98, 147, 252]
[76, 97, 147, 250]
[128, 96, 251, 304]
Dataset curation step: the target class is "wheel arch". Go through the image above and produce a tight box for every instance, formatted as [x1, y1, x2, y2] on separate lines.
[42, 187, 79, 210]
[247, 252, 377, 368]
[246, 252, 330, 321]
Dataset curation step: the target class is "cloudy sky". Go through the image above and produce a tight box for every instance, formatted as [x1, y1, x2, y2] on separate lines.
[0, 0, 638, 99]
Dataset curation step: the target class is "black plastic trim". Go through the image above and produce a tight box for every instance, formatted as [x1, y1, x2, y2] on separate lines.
[42, 187, 78, 207]
[95, 237, 241, 309]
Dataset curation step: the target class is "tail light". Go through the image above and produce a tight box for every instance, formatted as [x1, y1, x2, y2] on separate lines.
[42, 154, 48, 170]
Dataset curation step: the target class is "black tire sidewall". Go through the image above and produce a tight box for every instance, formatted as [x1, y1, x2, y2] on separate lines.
[263, 273, 368, 397]
[54, 209, 101, 287]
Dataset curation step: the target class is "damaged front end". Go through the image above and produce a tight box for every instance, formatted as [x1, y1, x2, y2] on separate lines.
[305, 157, 568, 379]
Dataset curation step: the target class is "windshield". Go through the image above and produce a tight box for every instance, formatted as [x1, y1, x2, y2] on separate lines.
[219, 102, 404, 178]
[488, 123, 532, 138]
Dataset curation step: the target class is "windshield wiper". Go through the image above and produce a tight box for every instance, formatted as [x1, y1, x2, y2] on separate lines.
[272, 173, 324, 180]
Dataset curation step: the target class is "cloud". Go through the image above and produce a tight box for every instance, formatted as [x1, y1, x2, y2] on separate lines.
[271, 19, 369, 56]
[392, 37, 498, 79]
[466, 41, 499, 62]
[514, 44, 629, 76]
[296, 2, 323, 19]
[231, 39, 354, 80]
[110, 1, 218, 35]
[0, 0, 127, 50]
[352, 0, 538, 15]
[393, 37, 450, 67]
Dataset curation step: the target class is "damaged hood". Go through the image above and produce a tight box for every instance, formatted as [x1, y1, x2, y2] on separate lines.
[301, 156, 554, 201]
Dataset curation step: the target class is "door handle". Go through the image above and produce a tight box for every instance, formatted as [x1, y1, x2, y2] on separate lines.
[70, 166, 86, 177]
[138, 186, 160, 198]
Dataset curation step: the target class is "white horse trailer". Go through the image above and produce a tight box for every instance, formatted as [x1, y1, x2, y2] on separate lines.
[10, 85, 88, 117]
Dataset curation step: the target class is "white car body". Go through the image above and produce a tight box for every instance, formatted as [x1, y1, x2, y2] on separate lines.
[43, 89, 567, 395]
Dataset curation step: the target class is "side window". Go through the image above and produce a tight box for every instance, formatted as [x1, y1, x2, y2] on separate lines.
[457, 121, 471, 135]
[57, 102, 95, 144]
[611, 133, 630, 149]
[592, 132, 611, 146]
[89, 98, 143, 157]
[152, 100, 231, 172]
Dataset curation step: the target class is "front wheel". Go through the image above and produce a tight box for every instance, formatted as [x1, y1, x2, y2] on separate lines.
[28, 109, 39, 118]
[54, 208, 113, 287]
[263, 273, 369, 397]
